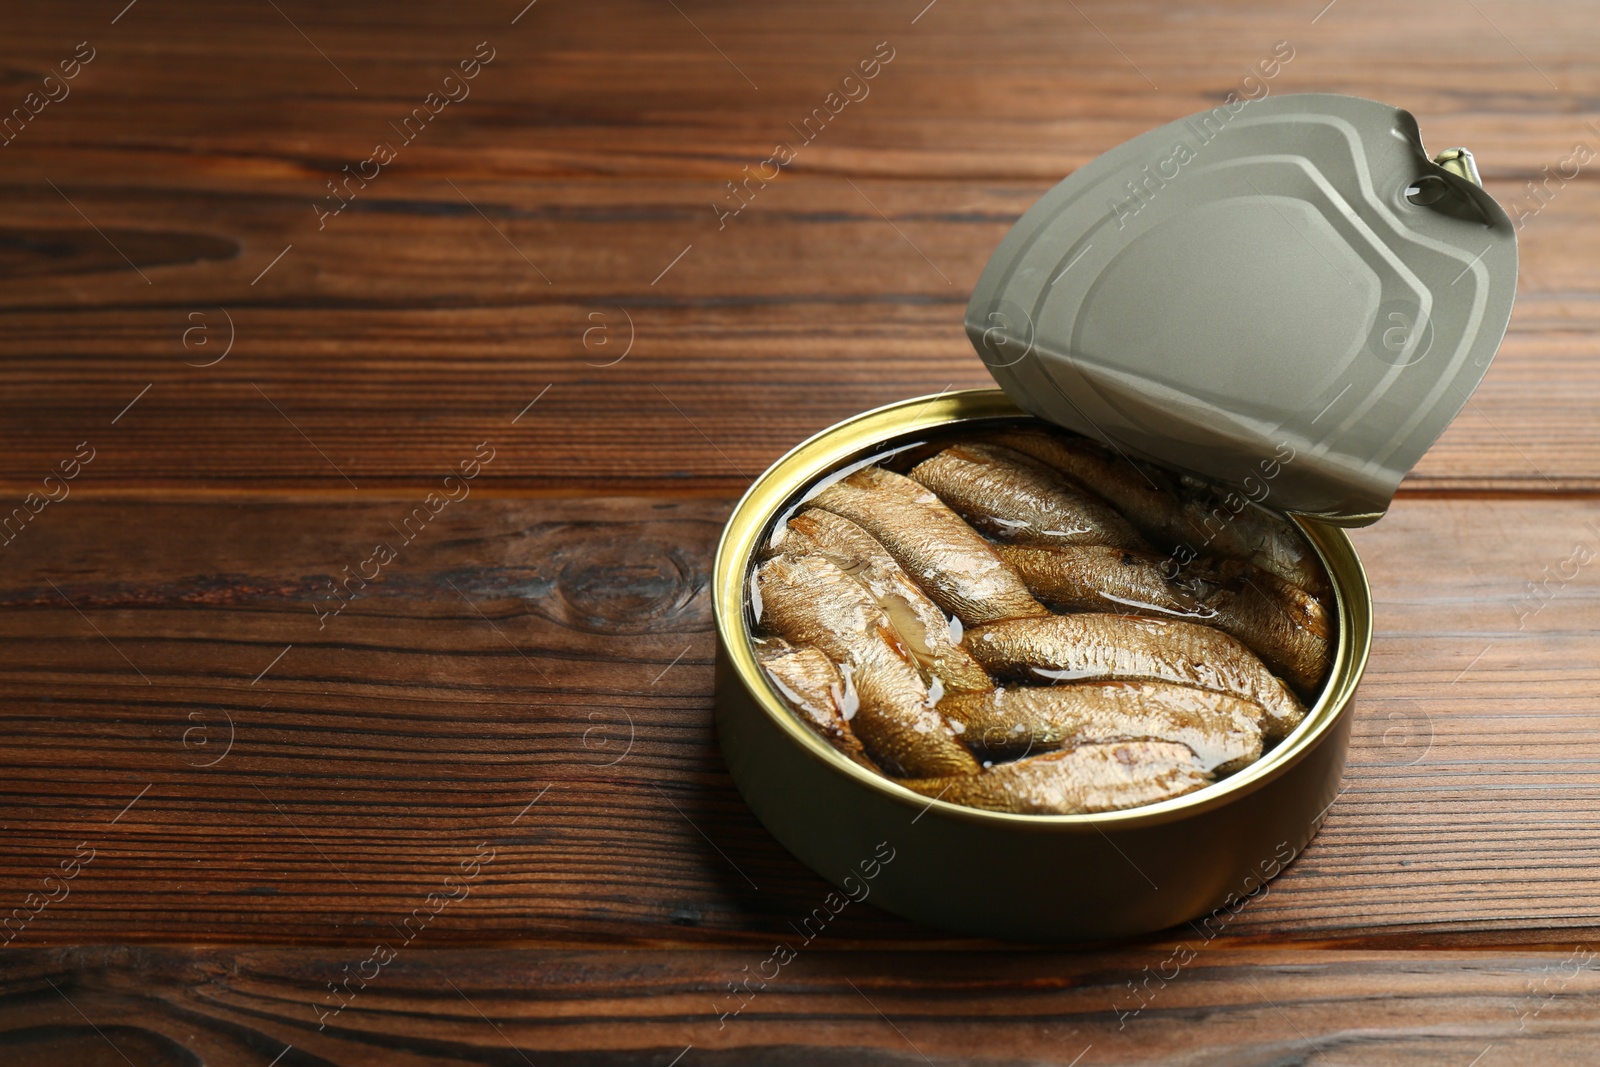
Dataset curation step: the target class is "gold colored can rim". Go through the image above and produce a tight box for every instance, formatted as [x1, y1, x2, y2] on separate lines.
[715, 389, 1374, 829]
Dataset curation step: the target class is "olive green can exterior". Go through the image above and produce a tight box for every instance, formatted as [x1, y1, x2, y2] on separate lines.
[713, 390, 1373, 942]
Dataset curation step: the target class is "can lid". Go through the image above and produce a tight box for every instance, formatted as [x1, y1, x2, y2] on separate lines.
[966, 93, 1517, 525]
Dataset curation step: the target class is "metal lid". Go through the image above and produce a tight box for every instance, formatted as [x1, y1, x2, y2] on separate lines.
[966, 93, 1517, 525]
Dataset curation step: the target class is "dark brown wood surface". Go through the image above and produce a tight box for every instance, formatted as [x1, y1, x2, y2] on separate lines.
[2, 0, 1598, 1062]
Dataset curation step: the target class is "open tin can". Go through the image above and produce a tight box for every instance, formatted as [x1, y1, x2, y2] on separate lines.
[712, 94, 1516, 941]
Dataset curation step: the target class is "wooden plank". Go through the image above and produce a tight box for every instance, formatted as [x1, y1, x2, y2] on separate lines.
[2, 0, 1596, 181]
[2, 943, 1597, 1065]
[1, 491, 1598, 948]
[0, 0, 1592, 1054]
[0, 291, 1594, 493]
[0, 1, 1595, 492]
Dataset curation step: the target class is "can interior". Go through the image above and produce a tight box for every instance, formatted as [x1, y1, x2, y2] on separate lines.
[716, 390, 1372, 828]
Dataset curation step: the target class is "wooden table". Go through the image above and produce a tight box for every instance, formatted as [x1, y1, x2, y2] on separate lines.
[3, 1, 1596, 1063]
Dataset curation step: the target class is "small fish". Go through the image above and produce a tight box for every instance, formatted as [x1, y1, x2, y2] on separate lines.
[997, 543, 1207, 619]
[755, 552, 981, 778]
[999, 544, 1331, 696]
[810, 465, 1048, 627]
[993, 429, 1326, 596]
[964, 613, 1305, 740]
[758, 639, 878, 771]
[898, 740, 1211, 815]
[909, 442, 1144, 548]
[1174, 475, 1328, 596]
[1191, 561, 1332, 696]
[941, 682, 1264, 774]
[781, 508, 992, 695]
[986, 430, 1183, 544]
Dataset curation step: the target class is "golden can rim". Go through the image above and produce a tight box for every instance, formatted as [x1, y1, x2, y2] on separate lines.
[715, 389, 1374, 829]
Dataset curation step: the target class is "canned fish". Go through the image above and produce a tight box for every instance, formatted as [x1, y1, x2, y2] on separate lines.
[713, 93, 1512, 939]
[715, 390, 1369, 940]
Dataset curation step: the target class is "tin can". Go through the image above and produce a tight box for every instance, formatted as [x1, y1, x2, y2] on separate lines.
[712, 94, 1513, 940]
[714, 389, 1370, 941]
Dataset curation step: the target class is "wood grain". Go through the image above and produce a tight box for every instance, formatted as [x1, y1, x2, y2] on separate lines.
[0, 492, 1597, 948]
[4, 943, 1599, 1065]
[0, 296, 1597, 493]
[0, 0, 1594, 492]
[3, 0, 1599, 1057]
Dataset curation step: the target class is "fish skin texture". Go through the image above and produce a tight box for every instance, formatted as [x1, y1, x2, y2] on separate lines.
[941, 681, 1264, 774]
[780, 508, 993, 695]
[999, 544, 1331, 696]
[991, 429, 1326, 596]
[984, 430, 1184, 545]
[755, 552, 981, 778]
[810, 465, 1048, 627]
[1174, 473, 1329, 596]
[909, 442, 1144, 549]
[897, 740, 1211, 815]
[964, 613, 1305, 740]
[758, 639, 879, 771]
[1190, 560, 1332, 696]
[997, 543, 1203, 618]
